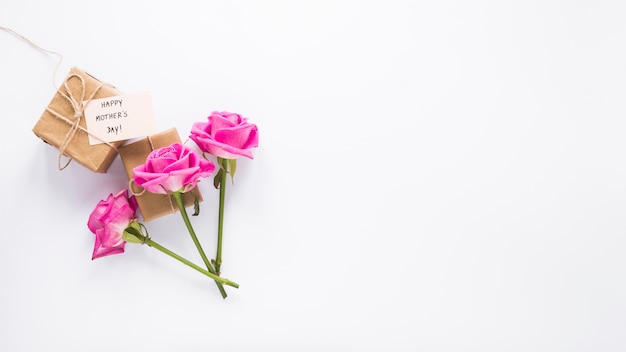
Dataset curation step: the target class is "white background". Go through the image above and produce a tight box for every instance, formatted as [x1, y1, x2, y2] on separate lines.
[1, 1, 625, 351]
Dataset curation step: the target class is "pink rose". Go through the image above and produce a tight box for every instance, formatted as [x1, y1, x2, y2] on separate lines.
[190, 111, 259, 159]
[132, 142, 215, 194]
[88, 189, 138, 260]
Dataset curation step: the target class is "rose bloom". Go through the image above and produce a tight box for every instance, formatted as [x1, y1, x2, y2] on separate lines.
[88, 189, 138, 260]
[132, 142, 215, 194]
[190, 111, 259, 159]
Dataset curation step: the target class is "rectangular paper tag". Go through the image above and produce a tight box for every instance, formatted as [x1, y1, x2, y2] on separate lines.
[83, 92, 158, 145]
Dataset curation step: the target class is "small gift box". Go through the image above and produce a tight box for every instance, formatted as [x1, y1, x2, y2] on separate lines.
[32, 67, 125, 173]
[119, 127, 203, 222]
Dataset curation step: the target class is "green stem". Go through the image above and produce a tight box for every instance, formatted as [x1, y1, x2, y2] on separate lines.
[172, 191, 228, 298]
[216, 158, 228, 275]
[145, 238, 239, 288]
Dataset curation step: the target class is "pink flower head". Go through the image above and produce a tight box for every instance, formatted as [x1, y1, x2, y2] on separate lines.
[132, 142, 215, 194]
[88, 189, 138, 260]
[190, 111, 259, 159]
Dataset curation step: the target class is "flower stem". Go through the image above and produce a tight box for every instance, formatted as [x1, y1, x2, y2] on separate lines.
[172, 191, 228, 298]
[215, 158, 228, 275]
[145, 238, 239, 288]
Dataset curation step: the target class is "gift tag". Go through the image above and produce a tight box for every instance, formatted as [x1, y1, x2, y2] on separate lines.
[83, 92, 158, 145]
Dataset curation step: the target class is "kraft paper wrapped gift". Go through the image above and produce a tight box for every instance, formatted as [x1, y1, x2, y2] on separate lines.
[32, 67, 125, 173]
[119, 128, 203, 222]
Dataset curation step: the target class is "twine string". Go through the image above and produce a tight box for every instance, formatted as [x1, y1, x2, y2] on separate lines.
[0, 25, 63, 89]
[167, 193, 177, 213]
[129, 179, 146, 196]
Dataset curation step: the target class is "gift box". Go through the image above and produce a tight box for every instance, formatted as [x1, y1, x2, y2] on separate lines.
[118, 127, 203, 222]
[32, 67, 125, 173]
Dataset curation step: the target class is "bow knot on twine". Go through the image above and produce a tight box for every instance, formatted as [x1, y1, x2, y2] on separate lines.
[44, 73, 118, 170]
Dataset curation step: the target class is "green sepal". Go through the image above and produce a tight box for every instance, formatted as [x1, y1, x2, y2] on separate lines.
[192, 192, 200, 216]
[122, 221, 145, 244]
[227, 158, 237, 184]
[213, 167, 225, 189]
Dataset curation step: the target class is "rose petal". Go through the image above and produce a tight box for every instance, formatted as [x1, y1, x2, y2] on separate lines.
[133, 171, 173, 194]
[214, 123, 258, 149]
[92, 232, 125, 259]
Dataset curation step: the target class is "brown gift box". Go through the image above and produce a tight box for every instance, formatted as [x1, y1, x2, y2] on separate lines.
[118, 127, 203, 222]
[32, 67, 125, 173]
